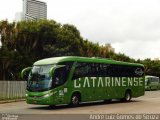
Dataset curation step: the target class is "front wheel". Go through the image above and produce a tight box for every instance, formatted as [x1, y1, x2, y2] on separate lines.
[70, 94, 80, 107]
[150, 87, 152, 91]
[157, 86, 159, 90]
[125, 91, 132, 102]
[121, 91, 132, 102]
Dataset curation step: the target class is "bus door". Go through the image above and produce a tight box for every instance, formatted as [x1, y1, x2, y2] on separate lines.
[52, 66, 68, 104]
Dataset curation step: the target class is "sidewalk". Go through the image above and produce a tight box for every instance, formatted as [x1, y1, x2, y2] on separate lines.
[0, 99, 25, 104]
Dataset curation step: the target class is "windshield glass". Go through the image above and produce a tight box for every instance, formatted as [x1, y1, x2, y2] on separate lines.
[27, 65, 55, 92]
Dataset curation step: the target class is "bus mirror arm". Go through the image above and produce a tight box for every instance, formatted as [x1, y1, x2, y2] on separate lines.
[49, 65, 66, 77]
[21, 67, 32, 80]
[49, 67, 55, 77]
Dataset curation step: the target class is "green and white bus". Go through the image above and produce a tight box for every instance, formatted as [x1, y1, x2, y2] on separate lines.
[145, 75, 160, 90]
[21, 56, 145, 106]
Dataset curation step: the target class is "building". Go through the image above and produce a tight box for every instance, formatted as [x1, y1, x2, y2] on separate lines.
[105, 43, 115, 53]
[23, 0, 47, 20]
[15, 0, 47, 21]
[154, 58, 159, 61]
[15, 12, 23, 22]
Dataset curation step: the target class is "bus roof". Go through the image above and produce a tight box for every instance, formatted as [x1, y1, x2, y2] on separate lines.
[34, 56, 144, 67]
[145, 75, 159, 78]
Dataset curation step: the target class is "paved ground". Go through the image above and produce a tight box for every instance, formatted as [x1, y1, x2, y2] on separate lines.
[0, 91, 160, 120]
[0, 91, 160, 114]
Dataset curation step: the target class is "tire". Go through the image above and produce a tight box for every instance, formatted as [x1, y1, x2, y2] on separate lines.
[70, 94, 80, 107]
[123, 91, 132, 102]
[150, 87, 152, 91]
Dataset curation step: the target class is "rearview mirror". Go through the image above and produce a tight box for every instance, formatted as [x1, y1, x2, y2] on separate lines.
[21, 67, 31, 81]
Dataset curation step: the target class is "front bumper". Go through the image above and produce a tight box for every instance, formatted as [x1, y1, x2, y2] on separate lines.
[26, 92, 54, 105]
[26, 95, 54, 105]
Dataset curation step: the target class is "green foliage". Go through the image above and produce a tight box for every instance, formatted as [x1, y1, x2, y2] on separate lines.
[0, 19, 160, 80]
[138, 59, 160, 78]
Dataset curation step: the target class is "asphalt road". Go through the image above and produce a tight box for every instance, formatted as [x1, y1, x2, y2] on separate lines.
[0, 91, 160, 120]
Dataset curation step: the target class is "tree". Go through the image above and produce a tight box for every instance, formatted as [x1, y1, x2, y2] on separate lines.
[1, 19, 160, 80]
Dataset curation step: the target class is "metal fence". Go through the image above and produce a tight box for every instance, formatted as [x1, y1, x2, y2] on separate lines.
[0, 81, 27, 100]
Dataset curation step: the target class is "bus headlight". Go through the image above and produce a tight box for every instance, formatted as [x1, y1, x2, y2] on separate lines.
[25, 93, 28, 97]
[43, 92, 54, 98]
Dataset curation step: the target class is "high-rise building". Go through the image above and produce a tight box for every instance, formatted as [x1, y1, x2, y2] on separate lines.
[22, 0, 47, 20]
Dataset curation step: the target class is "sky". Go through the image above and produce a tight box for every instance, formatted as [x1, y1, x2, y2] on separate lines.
[0, 0, 160, 60]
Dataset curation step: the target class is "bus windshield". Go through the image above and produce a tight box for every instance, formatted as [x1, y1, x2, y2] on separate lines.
[145, 78, 149, 85]
[27, 65, 55, 92]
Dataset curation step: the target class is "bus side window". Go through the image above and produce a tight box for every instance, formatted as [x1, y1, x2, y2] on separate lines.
[72, 62, 91, 80]
[58, 62, 73, 80]
[72, 62, 83, 80]
[52, 67, 67, 87]
[147, 79, 151, 85]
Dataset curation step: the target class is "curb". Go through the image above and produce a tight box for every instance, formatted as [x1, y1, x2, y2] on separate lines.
[0, 99, 25, 104]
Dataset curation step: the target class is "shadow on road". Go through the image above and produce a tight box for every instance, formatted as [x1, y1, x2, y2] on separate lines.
[28, 99, 142, 110]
